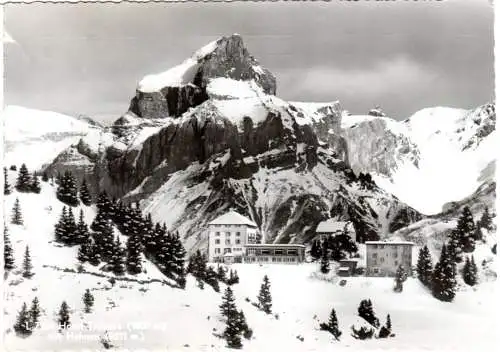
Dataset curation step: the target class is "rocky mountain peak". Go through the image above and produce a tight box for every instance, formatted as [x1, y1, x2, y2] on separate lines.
[128, 34, 276, 120]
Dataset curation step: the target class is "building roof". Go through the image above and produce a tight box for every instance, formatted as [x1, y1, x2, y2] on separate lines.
[316, 219, 351, 233]
[365, 241, 414, 246]
[244, 244, 306, 248]
[209, 210, 257, 227]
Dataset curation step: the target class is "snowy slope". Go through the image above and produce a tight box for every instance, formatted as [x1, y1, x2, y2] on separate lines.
[2, 106, 96, 170]
[342, 104, 496, 215]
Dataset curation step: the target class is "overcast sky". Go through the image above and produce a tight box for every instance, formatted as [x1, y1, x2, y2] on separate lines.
[4, 0, 494, 124]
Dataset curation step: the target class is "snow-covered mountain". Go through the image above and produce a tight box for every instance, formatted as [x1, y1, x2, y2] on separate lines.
[2, 106, 99, 170]
[44, 34, 421, 252]
[342, 104, 496, 215]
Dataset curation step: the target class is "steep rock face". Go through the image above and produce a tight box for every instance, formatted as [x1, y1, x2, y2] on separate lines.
[341, 116, 419, 176]
[129, 34, 276, 119]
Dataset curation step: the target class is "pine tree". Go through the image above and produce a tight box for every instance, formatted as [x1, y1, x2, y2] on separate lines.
[257, 275, 272, 314]
[205, 266, 220, 292]
[29, 297, 41, 328]
[170, 232, 186, 276]
[463, 255, 478, 286]
[228, 269, 240, 285]
[224, 310, 243, 349]
[479, 206, 494, 232]
[455, 206, 476, 253]
[79, 178, 92, 206]
[357, 299, 379, 328]
[15, 163, 32, 193]
[220, 286, 238, 319]
[42, 172, 49, 182]
[11, 198, 23, 225]
[83, 289, 95, 313]
[394, 265, 408, 292]
[22, 246, 34, 278]
[237, 310, 253, 340]
[320, 308, 342, 340]
[4, 167, 12, 195]
[417, 245, 433, 287]
[109, 237, 126, 276]
[320, 240, 330, 274]
[310, 240, 322, 261]
[56, 171, 79, 206]
[126, 234, 143, 275]
[432, 244, 457, 302]
[96, 191, 112, 218]
[13, 302, 32, 337]
[60, 207, 77, 245]
[217, 265, 228, 283]
[473, 225, 483, 242]
[30, 174, 41, 194]
[447, 230, 463, 263]
[75, 209, 90, 245]
[58, 301, 71, 331]
[4, 226, 15, 271]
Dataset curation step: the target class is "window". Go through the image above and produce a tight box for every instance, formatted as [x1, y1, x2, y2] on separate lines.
[380, 257, 384, 263]
[380, 245, 385, 249]
[288, 249, 297, 256]
[247, 248, 256, 255]
[372, 253, 378, 258]
[393, 252, 398, 258]
[373, 268, 380, 274]
[262, 250, 271, 255]
[215, 232, 220, 236]
[215, 248, 221, 254]
[236, 232, 241, 237]
[225, 239, 231, 245]
[236, 239, 241, 245]
[215, 239, 220, 244]
[275, 249, 283, 256]
[224, 248, 232, 254]
[225, 232, 231, 237]
[394, 260, 398, 266]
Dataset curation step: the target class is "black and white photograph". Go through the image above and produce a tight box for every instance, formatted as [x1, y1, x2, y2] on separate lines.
[1, 1, 497, 351]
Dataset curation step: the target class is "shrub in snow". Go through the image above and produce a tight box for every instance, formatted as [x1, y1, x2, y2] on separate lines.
[378, 314, 392, 338]
[351, 322, 375, 340]
[357, 299, 379, 328]
[319, 308, 342, 340]
[10, 165, 17, 171]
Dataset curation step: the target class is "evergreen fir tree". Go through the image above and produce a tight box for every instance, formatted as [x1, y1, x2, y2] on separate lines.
[479, 206, 494, 232]
[462, 255, 478, 286]
[42, 172, 49, 182]
[455, 206, 476, 253]
[473, 225, 483, 242]
[74, 209, 90, 244]
[56, 171, 79, 206]
[30, 174, 41, 194]
[432, 244, 457, 302]
[11, 198, 23, 225]
[13, 302, 32, 337]
[220, 286, 238, 319]
[310, 240, 322, 261]
[257, 275, 272, 314]
[228, 269, 240, 285]
[447, 230, 463, 263]
[15, 163, 32, 193]
[4, 167, 12, 195]
[96, 191, 112, 218]
[492, 243, 497, 255]
[83, 289, 95, 313]
[224, 311, 243, 349]
[22, 246, 34, 278]
[319, 308, 342, 340]
[126, 234, 143, 275]
[79, 178, 92, 206]
[58, 301, 71, 331]
[237, 310, 253, 340]
[385, 313, 392, 330]
[61, 207, 77, 245]
[320, 240, 330, 274]
[87, 242, 102, 266]
[217, 265, 228, 283]
[394, 265, 408, 292]
[109, 237, 126, 276]
[4, 226, 15, 271]
[378, 314, 392, 338]
[357, 299, 379, 328]
[29, 297, 41, 328]
[170, 232, 186, 276]
[205, 266, 220, 292]
[417, 245, 433, 287]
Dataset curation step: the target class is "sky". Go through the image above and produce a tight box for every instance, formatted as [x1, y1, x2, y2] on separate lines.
[4, 0, 494, 124]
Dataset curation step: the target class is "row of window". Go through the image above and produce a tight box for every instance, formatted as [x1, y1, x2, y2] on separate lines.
[215, 239, 241, 245]
[214, 231, 242, 237]
[372, 252, 399, 259]
[247, 248, 298, 256]
[214, 247, 244, 254]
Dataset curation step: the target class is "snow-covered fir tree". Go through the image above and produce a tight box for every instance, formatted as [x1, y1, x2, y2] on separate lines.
[227, 269, 240, 285]
[91, 211, 115, 261]
[4, 226, 15, 271]
[30, 173, 41, 194]
[310, 240, 322, 261]
[83, 289, 95, 313]
[205, 266, 220, 292]
[454, 206, 476, 253]
[4, 167, 12, 195]
[109, 237, 126, 276]
[462, 255, 478, 286]
[378, 314, 392, 338]
[257, 275, 272, 314]
[217, 265, 228, 282]
[79, 178, 92, 206]
[58, 301, 71, 331]
[11, 198, 23, 225]
[320, 240, 330, 274]
[13, 302, 32, 337]
[75, 209, 90, 245]
[319, 308, 342, 340]
[220, 286, 238, 319]
[126, 234, 143, 275]
[77, 237, 94, 264]
[394, 265, 408, 292]
[42, 171, 49, 182]
[478, 206, 494, 232]
[56, 171, 79, 206]
[15, 163, 32, 193]
[357, 299, 379, 328]
[432, 244, 457, 302]
[29, 297, 41, 328]
[417, 245, 433, 287]
[22, 246, 34, 278]
[96, 191, 113, 219]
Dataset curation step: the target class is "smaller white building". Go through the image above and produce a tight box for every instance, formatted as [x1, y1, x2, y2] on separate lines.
[316, 219, 355, 241]
[207, 211, 260, 263]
